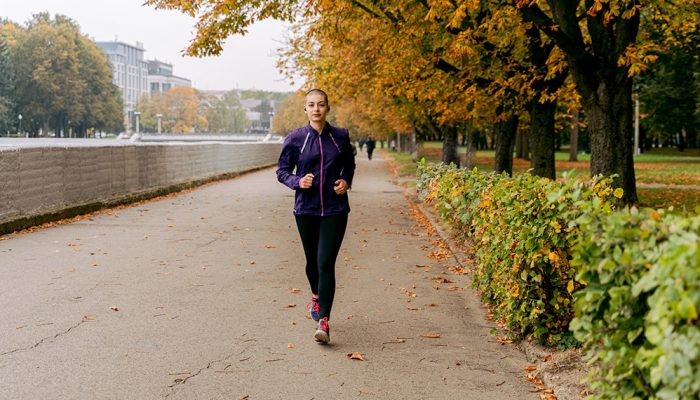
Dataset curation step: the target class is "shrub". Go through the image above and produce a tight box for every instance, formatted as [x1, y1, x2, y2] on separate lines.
[417, 160, 618, 344]
[570, 209, 700, 399]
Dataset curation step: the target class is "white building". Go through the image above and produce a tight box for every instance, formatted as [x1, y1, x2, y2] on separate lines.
[95, 41, 149, 127]
[147, 60, 191, 94]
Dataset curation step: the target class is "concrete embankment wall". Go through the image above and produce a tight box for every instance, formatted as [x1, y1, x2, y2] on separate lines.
[0, 141, 281, 234]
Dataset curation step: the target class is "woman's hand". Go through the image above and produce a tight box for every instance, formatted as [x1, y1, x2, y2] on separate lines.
[334, 179, 348, 195]
[299, 173, 314, 189]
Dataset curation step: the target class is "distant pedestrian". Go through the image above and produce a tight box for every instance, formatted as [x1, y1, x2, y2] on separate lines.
[390, 139, 397, 152]
[276, 89, 356, 344]
[366, 136, 376, 160]
[358, 137, 366, 152]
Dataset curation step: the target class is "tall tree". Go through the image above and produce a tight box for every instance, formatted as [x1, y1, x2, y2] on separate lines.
[6, 13, 123, 136]
[516, 0, 700, 203]
[0, 35, 14, 134]
[204, 91, 248, 133]
[136, 87, 206, 133]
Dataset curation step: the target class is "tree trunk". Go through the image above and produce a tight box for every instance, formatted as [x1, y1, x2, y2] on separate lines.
[515, 128, 525, 159]
[569, 109, 579, 161]
[442, 125, 460, 166]
[522, 129, 530, 161]
[494, 115, 518, 175]
[465, 124, 476, 169]
[579, 77, 637, 203]
[411, 127, 418, 162]
[529, 99, 557, 179]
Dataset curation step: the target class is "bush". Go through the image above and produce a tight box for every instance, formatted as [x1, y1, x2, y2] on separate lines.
[417, 160, 619, 344]
[419, 160, 700, 398]
[570, 209, 700, 399]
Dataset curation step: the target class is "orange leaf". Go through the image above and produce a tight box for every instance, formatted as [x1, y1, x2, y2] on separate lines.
[347, 352, 366, 361]
[421, 332, 441, 338]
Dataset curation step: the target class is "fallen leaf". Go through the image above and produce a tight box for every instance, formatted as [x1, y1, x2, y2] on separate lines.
[347, 352, 366, 361]
[68, 268, 76, 272]
[67, 243, 80, 247]
[524, 365, 538, 372]
[291, 288, 301, 294]
[542, 355, 552, 362]
[285, 304, 297, 308]
[82, 315, 95, 321]
[265, 244, 276, 248]
[421, 332, 441, 338]
[287, 343, 295, 348]
[110, 306, 119, 311]
[167, 224, 174, 228]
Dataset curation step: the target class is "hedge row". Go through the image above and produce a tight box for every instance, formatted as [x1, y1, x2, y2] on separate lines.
[417, 161, 700, 399]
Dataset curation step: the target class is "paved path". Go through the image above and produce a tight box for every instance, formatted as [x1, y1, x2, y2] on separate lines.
[0, 150, 536, 399]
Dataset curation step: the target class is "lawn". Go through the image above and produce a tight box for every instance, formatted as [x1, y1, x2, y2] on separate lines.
[387, 143, 699, 212]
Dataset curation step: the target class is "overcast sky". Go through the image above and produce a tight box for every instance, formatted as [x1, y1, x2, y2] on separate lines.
[1, 0, 297, 93]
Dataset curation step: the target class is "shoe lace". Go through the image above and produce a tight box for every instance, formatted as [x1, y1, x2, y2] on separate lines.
[319, 317, 329, 331]
[306, 299, 320, 314]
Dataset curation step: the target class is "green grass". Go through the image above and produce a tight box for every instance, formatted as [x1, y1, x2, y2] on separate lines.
[397, 142, 699, 211]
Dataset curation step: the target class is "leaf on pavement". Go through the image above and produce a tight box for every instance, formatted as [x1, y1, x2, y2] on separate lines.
[347, 352, 366, 361]
[110, 306, 119, 311]
[291, 288, 301, 294]
[524, 365, 537, 372]
[421, 332, 441, 338]
[265, 244, 276, 248]
[287, 343, 295, 348]
[82, 315, 95, 321]
[285, 304, 297, 308]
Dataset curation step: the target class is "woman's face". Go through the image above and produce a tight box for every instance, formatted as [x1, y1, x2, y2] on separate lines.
[305, 93, 329, 125]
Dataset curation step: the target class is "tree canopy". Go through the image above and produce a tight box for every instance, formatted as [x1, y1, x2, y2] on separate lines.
[147, 0, 700, 204]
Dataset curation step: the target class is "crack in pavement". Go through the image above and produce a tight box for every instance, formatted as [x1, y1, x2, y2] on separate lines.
[0, 320, 84, 358]
[164, 352, 236, 399]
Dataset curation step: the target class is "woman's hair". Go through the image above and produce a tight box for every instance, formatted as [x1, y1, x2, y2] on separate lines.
[305, 88, 329, 104]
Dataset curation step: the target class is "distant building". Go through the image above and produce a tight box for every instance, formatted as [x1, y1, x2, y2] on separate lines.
[95, 41, 149, 125]
[240, 99, 276, 132]
[147, 60, 191, 94]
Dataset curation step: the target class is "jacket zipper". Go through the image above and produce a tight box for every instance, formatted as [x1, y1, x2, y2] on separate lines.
[319, 133, 324, 216]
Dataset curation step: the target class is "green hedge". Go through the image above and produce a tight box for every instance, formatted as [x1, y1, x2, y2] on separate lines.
[417, 161, 619, 344]
[418, 161, 700, 398]
[571, 209, 700, 399]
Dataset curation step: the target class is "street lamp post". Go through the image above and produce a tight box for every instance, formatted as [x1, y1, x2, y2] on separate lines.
[134, 112, 141, 135]
[156, 113, 162, 134]
[634, 85, 640, 156]
[18, 114, 22, 137]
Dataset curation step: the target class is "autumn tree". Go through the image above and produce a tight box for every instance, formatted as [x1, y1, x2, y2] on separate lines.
[516, 0, 700, 203]
[0, 34, 14, 134]
[271, 91, 307, 134]
[136, 87, 206, 133]
[204, 90, 248, 133]
[5, 14, 123, 136]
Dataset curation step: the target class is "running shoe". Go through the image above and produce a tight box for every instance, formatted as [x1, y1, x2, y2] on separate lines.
[314, 317, 330, 344]
[307, 297, 320, 321]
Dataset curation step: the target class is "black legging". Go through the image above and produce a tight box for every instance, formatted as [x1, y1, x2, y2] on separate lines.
[294, 213, 348, 320]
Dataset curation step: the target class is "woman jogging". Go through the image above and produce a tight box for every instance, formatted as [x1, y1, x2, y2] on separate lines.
[276, 89, 356, 344]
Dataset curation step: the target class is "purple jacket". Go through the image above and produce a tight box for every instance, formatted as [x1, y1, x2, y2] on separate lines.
[277, 123, 356, 216]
